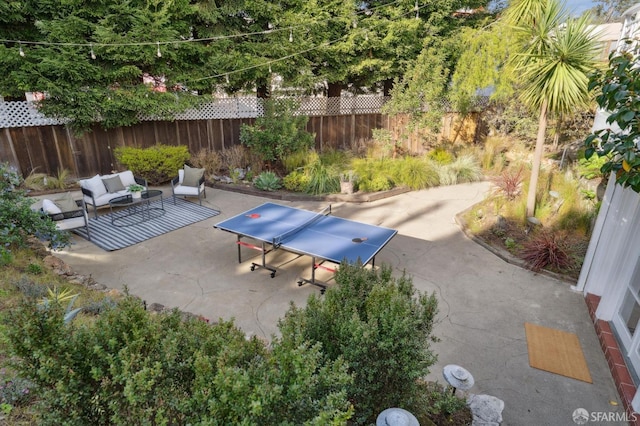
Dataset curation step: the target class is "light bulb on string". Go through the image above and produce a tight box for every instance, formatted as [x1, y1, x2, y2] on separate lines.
[268, 64, 272, 73]
[289, 29, 293, 42]
[226, 74, 230, 84]
[19, 44, 25, 57]
[156, 42, 162, 58]
[90, 44, 96, 60]
[365, 31, 369, 41]
[415, 0, 419, 19]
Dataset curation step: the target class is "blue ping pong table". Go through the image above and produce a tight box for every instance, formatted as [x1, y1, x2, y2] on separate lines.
[214, 202, 397, 292]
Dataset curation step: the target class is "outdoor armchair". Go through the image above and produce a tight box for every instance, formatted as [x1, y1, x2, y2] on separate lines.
[171, 166, 206, 206]
[42, 198, 91, 240]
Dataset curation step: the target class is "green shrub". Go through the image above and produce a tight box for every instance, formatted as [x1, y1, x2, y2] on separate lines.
[283, 170, 310, 192]
[282, 149, 315, 174]
[240, 99, 315, 166]
[319, 148, 351, 169]
[278, 264, 439, 425]
[428, 147, 454, 165]
[114, 144, 190, 185]
[304, 160, 340, 195]
[6, 295, 353, 424]
[253, 171, 282, 191]
[351, 158, 395, 192]
[576, 151, 608, 180]
[359, 175, 393, 192]
[438, 154, 482, 185]
[0, 163, 68, 260]
[26, 263, 43, 275]
[393, 156, 439, 190]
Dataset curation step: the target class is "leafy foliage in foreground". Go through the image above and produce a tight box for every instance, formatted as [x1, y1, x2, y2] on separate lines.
[279, 264, 439, 425]
[0, 163, 68, 263]
[586, 51, 640, 192]
[5, 295, 353, 425]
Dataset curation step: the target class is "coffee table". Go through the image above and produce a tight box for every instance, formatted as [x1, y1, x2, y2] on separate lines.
[108, 189, 165, 226]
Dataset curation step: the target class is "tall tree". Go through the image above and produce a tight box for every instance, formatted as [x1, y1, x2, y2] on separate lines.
[383, 2, 497, 128]
[0, 0, 206, 132]
[505, 0, 600, 217]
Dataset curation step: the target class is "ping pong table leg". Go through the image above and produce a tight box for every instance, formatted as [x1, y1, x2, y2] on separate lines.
[297, 256, 328, 294]
[236, 238, 277, 277]
[249, 242, 277, 278]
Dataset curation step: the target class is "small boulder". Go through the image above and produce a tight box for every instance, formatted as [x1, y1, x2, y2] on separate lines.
[43, 255, 73, 276]
[467, 394, 504, 426]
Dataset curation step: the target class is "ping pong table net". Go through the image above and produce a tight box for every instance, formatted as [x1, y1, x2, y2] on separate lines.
[272, 205, 331, 248]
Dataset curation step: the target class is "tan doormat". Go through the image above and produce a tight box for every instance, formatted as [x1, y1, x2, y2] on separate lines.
[525, 322, 593, 383]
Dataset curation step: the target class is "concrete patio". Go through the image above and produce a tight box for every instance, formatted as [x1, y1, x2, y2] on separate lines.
[54, 181, 626, 425]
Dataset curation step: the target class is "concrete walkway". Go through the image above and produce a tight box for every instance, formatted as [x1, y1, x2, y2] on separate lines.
[55, 182, 625, 425]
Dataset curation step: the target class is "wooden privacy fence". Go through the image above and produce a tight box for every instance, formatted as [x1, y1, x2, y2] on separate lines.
[0, 97, 482, 180]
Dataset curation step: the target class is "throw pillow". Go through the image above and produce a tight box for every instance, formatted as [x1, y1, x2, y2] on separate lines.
[80, 174, 107, 198]
[53, 192, 79, 213]
[118, 171, 138, 188]
[42, 199, 62, 215]
[102, 175, 126, 193]
[183, 164, 205, 187]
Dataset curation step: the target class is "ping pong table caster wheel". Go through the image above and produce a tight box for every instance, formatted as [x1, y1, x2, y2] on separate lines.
[297, 280, 303, 287]
[250, 265, 256, 271]
[320, 289, 326, 295]
[270, 272, 276, 278]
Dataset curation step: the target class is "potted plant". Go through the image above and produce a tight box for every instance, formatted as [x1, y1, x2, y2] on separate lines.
[128, 183, 144, 199]
[340, 171, 356, 195]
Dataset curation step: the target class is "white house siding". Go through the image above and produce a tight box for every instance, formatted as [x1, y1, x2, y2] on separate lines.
[578, 174, 640, 322]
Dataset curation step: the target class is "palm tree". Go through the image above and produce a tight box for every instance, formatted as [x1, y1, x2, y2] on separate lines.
[505, 0, 600, 217]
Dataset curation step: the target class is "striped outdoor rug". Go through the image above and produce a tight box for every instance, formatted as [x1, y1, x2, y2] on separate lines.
[73, 198, 220, 251]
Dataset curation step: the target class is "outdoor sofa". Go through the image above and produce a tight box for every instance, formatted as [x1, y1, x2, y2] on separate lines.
[79, 171, 147, 218]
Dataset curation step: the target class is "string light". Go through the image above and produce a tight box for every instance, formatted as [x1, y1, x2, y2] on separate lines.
[1, 0, 410, 50]
[415, 0, 419, 19]
[90, 44, 96, 60]
[19, 44, 25, 57]
[268, 64, 272, 73]
[6, 0, 417, 85]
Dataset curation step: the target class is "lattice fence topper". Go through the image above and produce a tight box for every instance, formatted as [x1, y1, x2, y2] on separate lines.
[0, 95, 392, 129]
[0, 101, 64, 128]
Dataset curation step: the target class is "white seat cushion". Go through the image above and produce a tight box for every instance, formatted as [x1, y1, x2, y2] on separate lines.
[55, 215, 87, 231]
[173, 184, 202, 196]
